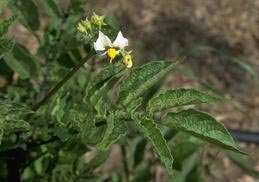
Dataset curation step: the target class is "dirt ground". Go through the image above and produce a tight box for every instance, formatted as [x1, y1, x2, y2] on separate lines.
[2, 0, 259, 181]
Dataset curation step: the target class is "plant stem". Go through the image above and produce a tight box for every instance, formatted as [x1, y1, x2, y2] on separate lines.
[32, 50, 95, 111]
[121, 145, 129, 182]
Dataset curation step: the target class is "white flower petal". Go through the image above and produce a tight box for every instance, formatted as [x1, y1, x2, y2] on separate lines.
[94, 31, 112, 51]
[113, 31, 128, 49]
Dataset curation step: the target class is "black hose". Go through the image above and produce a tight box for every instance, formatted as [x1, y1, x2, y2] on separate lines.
[228, 128, 259, 144]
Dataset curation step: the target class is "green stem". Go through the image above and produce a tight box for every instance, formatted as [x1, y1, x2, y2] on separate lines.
[121, 145, 129, 182]
[32, 50, 95, 111]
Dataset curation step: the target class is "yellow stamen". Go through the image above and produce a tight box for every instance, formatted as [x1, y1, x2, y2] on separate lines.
[107, 48, 117, 60]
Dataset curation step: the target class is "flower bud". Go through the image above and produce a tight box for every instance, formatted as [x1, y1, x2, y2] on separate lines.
[91, 12, 105, 29]
[123, 54, 133, 68]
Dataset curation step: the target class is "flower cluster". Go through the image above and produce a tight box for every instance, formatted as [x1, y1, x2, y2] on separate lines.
[77, 13, 133, 68]
[77, 12, 105, 41]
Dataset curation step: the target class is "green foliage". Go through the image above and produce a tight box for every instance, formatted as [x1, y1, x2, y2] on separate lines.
[147, 88, 220, 113]
[226, 150, 259, 177]
[129, 136, 147, 168]
[133, 115, 174, 173]
[0, 38, 15, 53]
[3, 44, 38, 79]
[230, 57, 258, 81]
[97, 113, 127, 149]
[0, 15, 17, 37]
[14, 0, 40, 31]
[162, 109, 242, 153]
[0, 0, 9, 14]
[118, 61, 178, 106]
[0, 1, 254, 181]
[43, 0, 61, 19]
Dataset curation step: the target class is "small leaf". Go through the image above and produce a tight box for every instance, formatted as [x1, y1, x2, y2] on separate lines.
[3, 44, 38, 79]
[129, 136, 147, 168]
[0, 15, 17, 37]
[148, 88, 220, 113]
[184, 44, 216, 56]
[0, 38, 15, 53]
[162, 109, 243, 153]
[97, 114, 127, 149]
[130, 168, 152, 182]
[171, 142, 199, 170]
[53, 126, 72, 142]
[118, 61, 179, 106]
[94, 97, 109, 119]
[4, 119, 30, 133]
[15, 0, 40, 31]
[3, 52, 29, 78]
[43, 0, 61, 18]
[127, 97, 143, 114]
[0, 118, 4, 144]
[133, 116, 173, 173]
[70, 110, 106, 145]
[0, 0, 9, 14]
[171, 154, 198, 182]
[84, 150, 110, 170]
[226, 150, 259, 177]
[105, 15, 120, 30]
[231, 57, 258, 81]
[91, 64, 123, 89]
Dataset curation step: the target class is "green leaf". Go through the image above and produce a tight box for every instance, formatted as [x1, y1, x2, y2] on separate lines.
[70, 110, 106, 145]
[133, 116, 173, 173]
[105, 15, 120, 30]
[226, 150, 259, 177]
[130, 168, 152, 182]
[0, 118, 3, 144]
[68, 0, 88, 14]
[91, 64, 123, 89]
[118, 61, 179, 106]
[0, 15, 17, 37]
[147, 88, 220, 113]
[129, 136, 147, 168]
[171, 154, 198, 182]
[85, 150, 110, 170]
[15, 0, 40, 31]
[3, 44, 38, 79]
[95, 97, 108, 118]
[171, 142, 199, 170]
[53, 126, 72, 142]
[127, 97, 143, 114]
[57, 49, 82, 68]
[0, 0, 9, 14]
[162, 109, 243, 153]
[3, 52, 29, 78]
[43, 0, 61, 18]
[231, 57, 258, 81]
[184, 44, 215, 56]
[97, 114, 127, 149]
[4, 119, 30, 133]
[57, 52, 76, 68]
[0, 38, 15, 53]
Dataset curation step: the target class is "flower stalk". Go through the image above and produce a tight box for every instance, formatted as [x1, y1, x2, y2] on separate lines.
[32, 50, 95, 111]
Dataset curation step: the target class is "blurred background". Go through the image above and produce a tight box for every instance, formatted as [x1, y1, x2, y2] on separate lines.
[2, 0, 259, 181]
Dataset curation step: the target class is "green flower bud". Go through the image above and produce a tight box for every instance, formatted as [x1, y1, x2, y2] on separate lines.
[91, 12, 105, 29]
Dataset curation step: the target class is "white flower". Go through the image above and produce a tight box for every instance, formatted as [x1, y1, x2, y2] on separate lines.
[94, 31, 128, 61]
